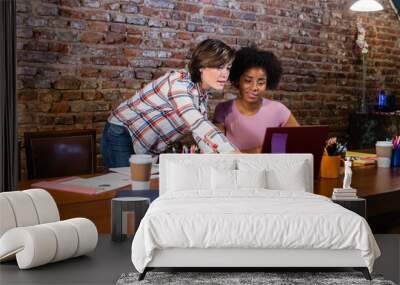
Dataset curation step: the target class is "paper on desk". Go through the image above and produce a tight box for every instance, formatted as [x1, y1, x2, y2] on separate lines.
[346, 151, 377, 166]
[109, 164, 159, 179]
[346, 151, 376, 158]
[61, 173, 131, 194]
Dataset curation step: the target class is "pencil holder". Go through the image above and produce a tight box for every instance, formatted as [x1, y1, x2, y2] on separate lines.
[320, 155, 341, 178]
[391, 148, 400, 168]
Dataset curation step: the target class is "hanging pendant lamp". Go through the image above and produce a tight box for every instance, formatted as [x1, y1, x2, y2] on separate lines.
[350, 0, 384, 12]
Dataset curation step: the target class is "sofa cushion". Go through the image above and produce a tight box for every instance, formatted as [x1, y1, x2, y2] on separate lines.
[0, 218, 97, 269]
[0, 196, 17, 237]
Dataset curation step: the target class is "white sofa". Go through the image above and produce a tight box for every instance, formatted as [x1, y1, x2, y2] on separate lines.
[0, 189, 98, 269]
[132, 154, 380, 281]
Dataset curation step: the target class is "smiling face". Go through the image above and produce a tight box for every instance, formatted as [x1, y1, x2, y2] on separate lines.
[200, 63, 232, 91]
[237, 67, 267, 104]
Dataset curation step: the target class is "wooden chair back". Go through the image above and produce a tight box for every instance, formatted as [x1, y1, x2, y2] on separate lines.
[24, 129, 96, 179]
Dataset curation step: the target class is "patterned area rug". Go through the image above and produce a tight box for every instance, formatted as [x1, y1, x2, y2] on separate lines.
[116, 271, 396, 285]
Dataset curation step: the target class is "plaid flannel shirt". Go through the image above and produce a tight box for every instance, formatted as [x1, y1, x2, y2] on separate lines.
[109, 70, 237, 154]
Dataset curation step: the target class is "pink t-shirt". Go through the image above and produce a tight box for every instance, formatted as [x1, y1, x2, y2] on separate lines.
[213, 98, 291, 149]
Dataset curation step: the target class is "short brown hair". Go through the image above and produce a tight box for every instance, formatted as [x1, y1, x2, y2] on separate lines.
[188, 39, 235, 83]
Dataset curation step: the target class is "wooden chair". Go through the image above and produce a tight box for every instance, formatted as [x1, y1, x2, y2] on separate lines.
[24, 129, 96, 179]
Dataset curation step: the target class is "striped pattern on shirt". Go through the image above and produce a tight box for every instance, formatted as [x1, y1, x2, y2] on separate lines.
[109, 70, 236, 154]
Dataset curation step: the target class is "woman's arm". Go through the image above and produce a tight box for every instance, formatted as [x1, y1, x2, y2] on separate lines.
[214, 122, 226, 134]
[169, 81, 236, 153]
[283, 113, 300, 127]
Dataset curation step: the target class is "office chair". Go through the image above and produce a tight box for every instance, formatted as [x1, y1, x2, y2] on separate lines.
[24, 129, 96, 179]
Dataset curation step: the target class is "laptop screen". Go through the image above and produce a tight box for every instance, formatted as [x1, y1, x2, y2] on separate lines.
[261, 126, 329, 178]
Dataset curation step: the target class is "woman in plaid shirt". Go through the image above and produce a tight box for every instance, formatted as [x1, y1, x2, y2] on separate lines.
[101, 39, 239, 168]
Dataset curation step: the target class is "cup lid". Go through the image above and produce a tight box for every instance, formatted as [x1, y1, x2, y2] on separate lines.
[129, 154, 153, 163]
[376, 141, 393, 147]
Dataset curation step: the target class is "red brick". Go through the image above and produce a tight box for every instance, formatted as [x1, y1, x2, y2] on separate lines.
[126, 36, 142, 45]
[51, 102, 70, 113]
[75, 114, 93, 124]
[62, 91, 82, 100]
[80, 67, 100, 77]
[175, 3, 201, 13]
[123, 79, 141, 89]
[162, 40, 184, 49]
[177, 32, 192, 40]
[59, 7, 84, 19]
[82, 91, 97, 100]
[123, 47, 140, 57]
[85, 11, 111, 22]
[126, 26, 143, 35]
[54, 115, 74, 125]
[48, 42, 69, 53]
[60, 0, 80, 7]
[17, 28, 33, 39]
[204, 8, 230, 18]
[87, 22, 109, 32]
[36, 5, 58, 16]
[91, 57, 129, 66]
[81, 80, 98, 89]
[104, 33, 126, 44]
[100, 69, 121, 78]
[18, 90, 37, 101]
[93, 113, 109, 122]
[162, 59, 184, 68]
[23, 41, 49, 51]
[80, 32, 104, 43]
[82, 0, 100, 8]
[53, 77, 81, 90]
[110, 23, 126, 33]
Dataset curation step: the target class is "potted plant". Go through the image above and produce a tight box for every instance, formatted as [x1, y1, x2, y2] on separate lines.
[320, 137, 347, 178]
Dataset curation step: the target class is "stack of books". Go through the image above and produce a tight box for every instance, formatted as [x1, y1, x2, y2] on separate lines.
[332, 188, 358, 200]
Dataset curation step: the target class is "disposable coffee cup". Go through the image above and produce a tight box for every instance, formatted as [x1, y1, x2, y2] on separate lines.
[377, 157, 391, 168]
[129, 154, 153, 181]
[375, 141, 392, 168]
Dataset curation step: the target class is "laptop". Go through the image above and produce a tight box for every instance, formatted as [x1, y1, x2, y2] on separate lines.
[261, 125, 329, 178]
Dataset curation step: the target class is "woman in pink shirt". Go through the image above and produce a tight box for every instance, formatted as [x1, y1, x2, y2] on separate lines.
[213, 46, 299, 153]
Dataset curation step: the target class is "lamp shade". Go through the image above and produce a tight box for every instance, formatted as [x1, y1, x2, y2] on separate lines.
[350, 0, 384, 12]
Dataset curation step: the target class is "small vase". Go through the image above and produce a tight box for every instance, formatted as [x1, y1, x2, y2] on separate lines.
[320, 155, 341, 178]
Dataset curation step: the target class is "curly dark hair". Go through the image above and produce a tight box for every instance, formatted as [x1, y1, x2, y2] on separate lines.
[229, 46, 282, 90]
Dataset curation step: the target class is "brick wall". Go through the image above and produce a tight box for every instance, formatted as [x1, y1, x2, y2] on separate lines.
[16, 0, 400, 175]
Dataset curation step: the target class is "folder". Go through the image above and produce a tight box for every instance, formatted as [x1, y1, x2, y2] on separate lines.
[31, 173, 131, 195]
